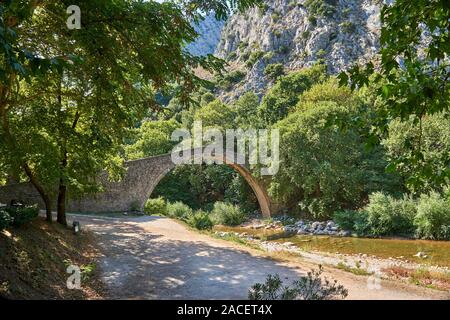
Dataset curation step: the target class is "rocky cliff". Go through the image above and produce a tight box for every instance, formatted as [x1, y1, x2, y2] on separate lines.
[187, 15, 225, 56]
[214, 0, 381, 101]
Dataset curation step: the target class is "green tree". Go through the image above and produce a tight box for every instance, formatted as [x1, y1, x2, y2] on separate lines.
[233, 92, 261, 128]
[339, 0, 450, 187]
[258, 64, 327, 125]
[270, 81, 401, 218]
[194, 99, 236, 130]
[382, 113, 450, 193]
[0, 0, 261, 224]
[126, 119, 181, 160]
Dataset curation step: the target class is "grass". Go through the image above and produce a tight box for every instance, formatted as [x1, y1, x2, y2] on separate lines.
[336, 262, 373, 276]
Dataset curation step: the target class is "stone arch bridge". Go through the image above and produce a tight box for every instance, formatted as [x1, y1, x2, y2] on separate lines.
[0, 149, 276, 218]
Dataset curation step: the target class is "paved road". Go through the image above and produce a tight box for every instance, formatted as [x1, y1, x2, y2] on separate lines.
[70, 214, 449, 300]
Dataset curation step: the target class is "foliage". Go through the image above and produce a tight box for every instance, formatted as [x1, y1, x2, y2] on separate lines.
[210, 202, 246, 226]
[152, 164, 247, 211]
[5, 205, 39, 227]
[304, 0, 337, 18]
[224, 70, 247, 84]
[414, 192, 450, 240]
[187, 210, 214, 230]
[233, 92, 261, 128]
[264, 63, 285, 80]
[364, 192, 416, 237]
[166, 201, 193, 220]
[339, 0, 450, 188]
[246, 51, 264, 68]
[297, 77, 358, 110]
[272, 100, 398, 218]
[333, 210, 367, 233]
[144, 197, 167, 215]
[340, 21, 355, 33]
[258, 64, 327, 125]
[125, 119, 181, 160]
[194, 99, 236, 130]
[382, 113, 450, 193]
[248, 266, 348, 300]
[0, 209, 13, 231]
[0, 0, 261, 224]
[335, 191, 450, 239]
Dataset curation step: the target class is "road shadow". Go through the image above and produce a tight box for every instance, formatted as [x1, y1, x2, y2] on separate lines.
[74, 215, 305, 299]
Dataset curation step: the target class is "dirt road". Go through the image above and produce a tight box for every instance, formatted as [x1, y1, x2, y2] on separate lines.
[71, 214, 449, 300]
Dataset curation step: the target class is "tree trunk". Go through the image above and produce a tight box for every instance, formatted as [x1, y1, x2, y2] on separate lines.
[57, 179, 67, 225]
[1, 63, 53, 222]
[55, 110, 80, 226]
[22, 164, 52, 222]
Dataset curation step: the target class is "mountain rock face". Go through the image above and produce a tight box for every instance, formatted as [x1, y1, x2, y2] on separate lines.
[187, 15, 225, 56]
[214, 0, 381, 101]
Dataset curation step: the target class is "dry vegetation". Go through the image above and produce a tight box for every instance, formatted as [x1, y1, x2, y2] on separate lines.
[0, 218, 105, 299]
[383, 266, 450, 292]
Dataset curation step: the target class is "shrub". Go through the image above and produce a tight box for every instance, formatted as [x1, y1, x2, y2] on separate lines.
[340, 21, 355, 33]
[414, 192, 450, 240]
[305, 0, 337, 17]
[210, 202, 246, 226]
[364, 192, 416, 237]
[144, 197, 166, 215]
[0, 209, 13, 231]
[246, 51, 264, 67]
[264, 63, 285, 80]
[271, 11, 281, 22]
[333, 210, 366, 233]
[223, 70, 246, 84]
[166, 201, 192, 220]
[6, 205, 39, 227]
[249, 266, 348, 300]
[187, 210, 214, 230]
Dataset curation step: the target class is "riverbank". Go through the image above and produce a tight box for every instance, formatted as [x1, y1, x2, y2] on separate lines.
[212, 222, 450, 292]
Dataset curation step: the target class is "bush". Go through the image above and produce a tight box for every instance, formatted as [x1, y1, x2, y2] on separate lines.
[364, 192, 416, 237]
[414, 192, 450, 240]
[187, 210, 214, 230]
[333, 210, 367, 233]
[6, 205, 39, 227]
[166, 201, 192, 220]
[210, 202, 246, 226]
[264, 63, 285, 80]
[246, 51, 264, 67]
[144, 197, 166, 215]
[0, 209, 13, 231]
[334, 194, 416, 236]
[223, 70, 246, 84]
[305, 0, 337, 17]
[248, 266, 347, 300]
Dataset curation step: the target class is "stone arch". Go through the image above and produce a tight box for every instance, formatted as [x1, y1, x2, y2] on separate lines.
[0, 149, 274, 218]
[139, 149, 272, 218]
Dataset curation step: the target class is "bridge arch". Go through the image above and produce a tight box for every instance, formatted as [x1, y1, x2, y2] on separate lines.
[0, 149, 274, 218]
[141, 150, 272, 218]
